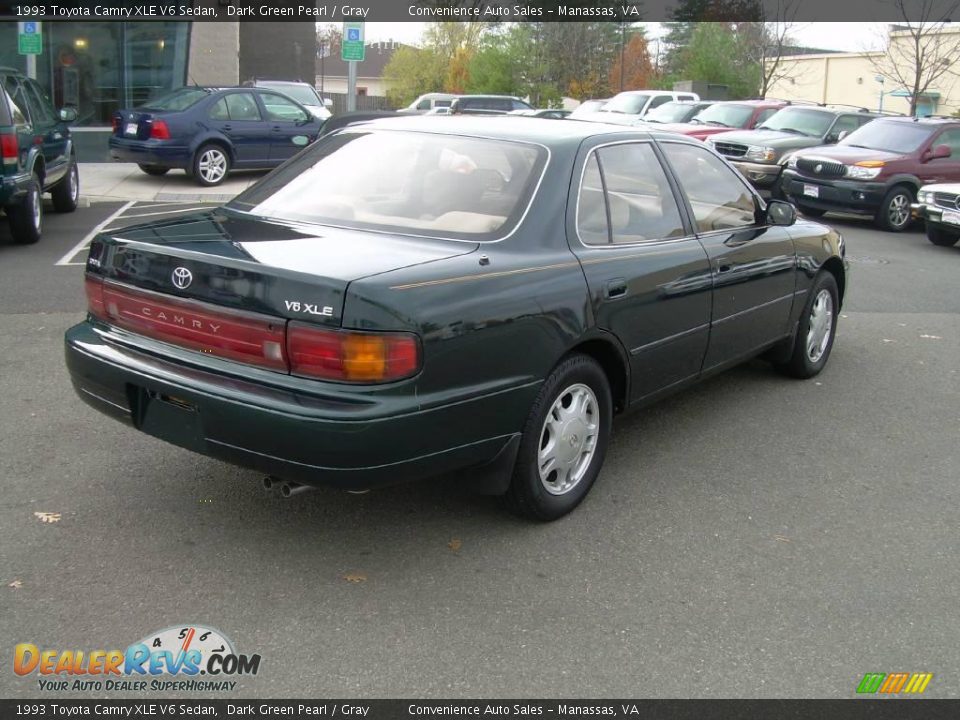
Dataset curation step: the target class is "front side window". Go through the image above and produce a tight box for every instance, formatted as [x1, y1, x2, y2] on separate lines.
[25, 80, 55, 125]
[416, 99, 431, 110]
[577, 143, 685, 245]
[829, 115, 861, 138]
[259, 92, 308, 122]
[663, 143, 757, 232]
[228, 130, 547, 240]
[224, 92, 261, 121]
[932, 128, 960, 156]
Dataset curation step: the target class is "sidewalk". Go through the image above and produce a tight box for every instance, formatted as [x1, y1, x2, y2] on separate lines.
[79, 163, 267, 204]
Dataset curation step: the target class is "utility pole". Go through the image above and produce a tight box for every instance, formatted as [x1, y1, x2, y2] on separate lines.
[620, 22, 626, 91]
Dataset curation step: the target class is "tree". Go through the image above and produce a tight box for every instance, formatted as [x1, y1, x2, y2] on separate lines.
[679, 22, 758, 99]
[733, 0, 800, 98]
[867, 0, 960, 116]
[607, 32, 657, 92]
[383, 46, 445, 108]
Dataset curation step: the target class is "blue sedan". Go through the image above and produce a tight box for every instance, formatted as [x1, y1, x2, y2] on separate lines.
[109, 87, 324, 186]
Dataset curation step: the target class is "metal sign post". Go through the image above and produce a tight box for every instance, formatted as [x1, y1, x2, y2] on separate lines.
[342, 22, 365, 113]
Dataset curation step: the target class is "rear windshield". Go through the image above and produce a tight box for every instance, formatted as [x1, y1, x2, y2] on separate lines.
[228, 130, 547, 241]
[602, 93, 652, 115]
[758, 107, 835, 137]
[839, 120, 934, 154]
[140, 88, 208, 111]
[690, 103, 755, 129]
[260, 83, 318, 106]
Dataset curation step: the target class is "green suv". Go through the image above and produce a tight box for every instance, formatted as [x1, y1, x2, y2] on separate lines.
[705, 105, 885, 195]
[1, 67, 79, 244]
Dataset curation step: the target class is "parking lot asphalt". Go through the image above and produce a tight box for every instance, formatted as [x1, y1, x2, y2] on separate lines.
[1, 204, 958, 699]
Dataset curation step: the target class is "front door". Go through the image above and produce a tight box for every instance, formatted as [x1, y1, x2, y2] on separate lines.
[917, 128, 960, 185]
[567, 140, 713, 402]
[256, 91, 316, 162]
[660, 141, 797, 371]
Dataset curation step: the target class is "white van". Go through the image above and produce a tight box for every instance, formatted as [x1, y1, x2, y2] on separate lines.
[400, 93, 460, 114]
[584, 90, 701, 125]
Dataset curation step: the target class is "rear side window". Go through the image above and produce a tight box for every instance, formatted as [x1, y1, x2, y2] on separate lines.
[662, 142, 757, 232]
[208, 98, 229, 120]
[577, 154, 608, 244]
[225, 93, 261, 121]
[577, 143, 685, 245]
[3, 76, 30, 124]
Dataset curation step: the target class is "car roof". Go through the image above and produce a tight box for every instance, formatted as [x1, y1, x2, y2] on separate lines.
[875, 115, 959, 125]
[253, 80, 311, 87]
[346, 115, 695, 146]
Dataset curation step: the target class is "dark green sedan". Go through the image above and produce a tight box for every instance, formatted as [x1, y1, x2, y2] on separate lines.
[66, 117, 847, 520]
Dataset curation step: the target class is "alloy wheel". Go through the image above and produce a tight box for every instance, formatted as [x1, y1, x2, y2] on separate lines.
[887, 193, 910, 228]
[198, 149, 227, 184]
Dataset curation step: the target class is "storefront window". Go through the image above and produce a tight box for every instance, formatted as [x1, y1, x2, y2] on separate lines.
[0, 22, 188, 127]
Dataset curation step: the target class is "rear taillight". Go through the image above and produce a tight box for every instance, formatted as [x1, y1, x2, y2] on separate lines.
[287, 322, 421, 383]
[111, 116, 120, 133]
[1, 132, 17, 166]
[100, 282, 287, 371]
[84, 274, 106, 319]
[150, 119, 170, 140]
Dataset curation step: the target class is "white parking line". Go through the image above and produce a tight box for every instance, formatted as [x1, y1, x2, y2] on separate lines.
[55, 201, 135, 267]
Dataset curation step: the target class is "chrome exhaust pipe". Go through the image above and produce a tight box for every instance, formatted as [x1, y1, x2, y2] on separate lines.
[280, 481, 314, 498]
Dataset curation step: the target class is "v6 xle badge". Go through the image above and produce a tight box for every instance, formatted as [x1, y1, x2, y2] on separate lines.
[284, 300, 334, 317]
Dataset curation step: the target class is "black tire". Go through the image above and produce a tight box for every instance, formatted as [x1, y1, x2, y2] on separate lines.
[796, 204, 826, 218]
[138, 164, 170, 176]
[503, 354, 613, 521]
[875, 185, 913, 232]
[192, 144, 231, 187]
[926, 223, 960, 247]
[775, 272, 839, 379]
[51, 155, 79, 212]
[7, 174, 42, 245]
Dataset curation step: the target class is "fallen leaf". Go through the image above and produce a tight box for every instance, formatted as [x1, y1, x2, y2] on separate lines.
[34, 512, 61, 523]
[9, 580, 23, 589]
[774, 535, 791, 544]
[448, 538, 463, 552]
[919, 334, 942, 340]
[882, 339, 895, 343]
[343, 573, 366, 584]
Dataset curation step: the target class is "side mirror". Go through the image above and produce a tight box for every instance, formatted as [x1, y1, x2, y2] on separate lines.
[767, 199, 797, 226]
[824, 133, 840, 144]
[928, 144, 951, 160]
[837, 130, 850, 141]
[322, 98, 333, 108]
[59, 107, 78, 123]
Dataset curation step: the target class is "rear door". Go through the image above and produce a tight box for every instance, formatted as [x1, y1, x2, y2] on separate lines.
[567, 140, 713, 402]
[23, 78, 69, 185]
[660, 141, 797, 371]
[256, 91, 316, 162]
[207, 91, 270, 166]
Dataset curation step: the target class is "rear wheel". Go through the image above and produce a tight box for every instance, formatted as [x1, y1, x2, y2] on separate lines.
[192, 144, 230, 186]
[926, 223, 960, 247]
[503, 354, 612, 521]
[796, 204, 826, 218]
[137, 164, 170, 176]
[7, 173, 42, 245]
[875, 185, 913, 232]
[51, 155, 79, 212]
[775, 271, 839, 379]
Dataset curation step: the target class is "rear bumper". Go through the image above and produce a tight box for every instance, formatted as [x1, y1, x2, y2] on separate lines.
[782, 170, 886, 214]
[0, 170, 31, 205]
[65, 321, 532, 491]
[108, 137, 190, 168]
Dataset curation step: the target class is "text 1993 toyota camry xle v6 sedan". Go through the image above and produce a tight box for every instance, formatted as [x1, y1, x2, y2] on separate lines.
[66, 117, 847, 520]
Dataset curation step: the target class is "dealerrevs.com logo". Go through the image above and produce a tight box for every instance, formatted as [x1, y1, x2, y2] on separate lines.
[14, 625, 261, 693]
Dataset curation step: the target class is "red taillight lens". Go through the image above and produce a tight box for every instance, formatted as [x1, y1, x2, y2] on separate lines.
[150, 119, 170, 140]
[84, 274, 106, 320]
[1, 132, 17, 165]
[287, 323, 421, 383]
[100, 282, 287, 371]
[111, 116, 120, 133]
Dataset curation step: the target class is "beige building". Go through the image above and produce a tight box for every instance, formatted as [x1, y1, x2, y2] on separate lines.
[768, 26, 960, 117]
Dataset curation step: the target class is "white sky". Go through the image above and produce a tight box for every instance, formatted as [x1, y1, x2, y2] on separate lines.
[361, 21, 889, 53]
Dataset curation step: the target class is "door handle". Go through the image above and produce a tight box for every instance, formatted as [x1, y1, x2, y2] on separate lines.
[603, 278, 628, 299]
[718, 264, 732, 274]
[223, 124, 232, 131]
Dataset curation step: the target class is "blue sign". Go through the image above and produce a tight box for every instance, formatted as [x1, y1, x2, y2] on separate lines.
[347, 28, 360, 41]
[24, 21, 37, 34]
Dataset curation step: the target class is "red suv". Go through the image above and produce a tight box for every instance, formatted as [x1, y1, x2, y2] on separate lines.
[657, 99, 788, 141]
[781, 116, 960, 231]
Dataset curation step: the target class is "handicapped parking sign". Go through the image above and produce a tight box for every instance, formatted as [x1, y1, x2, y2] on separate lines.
[347, 28, 360, 42]
[341, 21, 365, 61]
[18, 21, 42, 55]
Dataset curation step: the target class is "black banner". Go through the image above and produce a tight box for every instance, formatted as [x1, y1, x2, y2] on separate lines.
[2, 700, 960, 720]
[0, 0, 959, 22]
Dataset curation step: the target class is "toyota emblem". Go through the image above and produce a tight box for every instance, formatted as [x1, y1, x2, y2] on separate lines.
[171, 267, 193, 290]
[814, 164, 823, 173]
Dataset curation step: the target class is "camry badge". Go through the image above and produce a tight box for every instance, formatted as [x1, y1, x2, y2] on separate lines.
[171, 267, 193, 290]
